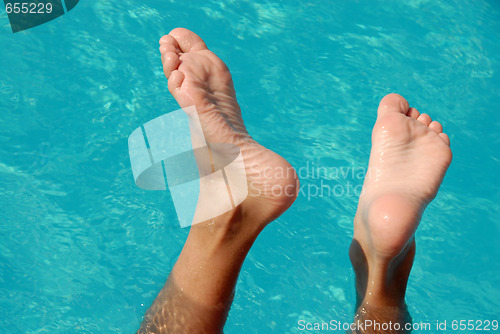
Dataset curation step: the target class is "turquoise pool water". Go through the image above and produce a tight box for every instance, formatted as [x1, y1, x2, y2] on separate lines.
[1, 0, 499, 333]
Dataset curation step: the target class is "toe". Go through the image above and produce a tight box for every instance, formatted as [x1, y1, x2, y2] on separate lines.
[377, 93, 410, 117]
[168, 28, 208, 53]
[163, 52, 181, 78]
[439, 133, 450, 146]
[168, 70, 185, 95]
[406, 107, 420, 119]
[417, 113, 432, 126]
[160, 44, 180, 63]
[429, 121, 443, 133]
[159, 43, 179, 55]
[159, 34, 181, 52]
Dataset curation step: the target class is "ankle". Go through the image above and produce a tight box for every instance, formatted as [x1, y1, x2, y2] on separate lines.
[350, 238, 415, 309]
[188, 205, 264, 250]
[353, 303, 412, 334]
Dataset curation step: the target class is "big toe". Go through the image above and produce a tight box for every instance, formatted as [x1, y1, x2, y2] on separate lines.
[377, 93, 410, 117]
[168, 28, 208, 53]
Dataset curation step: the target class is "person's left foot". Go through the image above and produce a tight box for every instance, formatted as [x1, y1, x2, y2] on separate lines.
[349, 94, 452, 333]
[159, 28, 299, 231]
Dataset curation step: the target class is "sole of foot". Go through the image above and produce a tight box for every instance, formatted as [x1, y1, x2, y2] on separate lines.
[159, 28, 299, 232]
[351, 93, 452, 309]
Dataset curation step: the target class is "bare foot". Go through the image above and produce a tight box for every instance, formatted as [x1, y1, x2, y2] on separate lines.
[350, 94, 452, 331]
[137, 29, 298, 334]
[159, 28, 298, 230]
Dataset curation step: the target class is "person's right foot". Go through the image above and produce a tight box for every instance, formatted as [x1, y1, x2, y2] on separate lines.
[350, 94, 452, 330]
[159, 28, 299, 232]
[140, 29, 299, 334]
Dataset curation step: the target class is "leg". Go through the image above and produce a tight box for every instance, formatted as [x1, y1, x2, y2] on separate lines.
[137, 28, 298, 334]
[350, 94, 452, 333]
